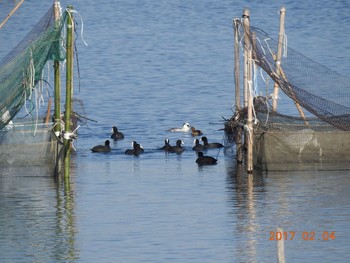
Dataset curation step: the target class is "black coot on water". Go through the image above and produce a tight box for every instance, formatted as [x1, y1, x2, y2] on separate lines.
[91, 140, 111, 153]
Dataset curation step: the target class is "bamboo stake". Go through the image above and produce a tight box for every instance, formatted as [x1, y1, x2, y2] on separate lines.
[0, 0, 25, 29]
[54, 0, 61, 133]
[52, 0, 63, 177]
[45, 97, 52, 126]
[272, 6, 286, 112]
[276, 227, 285, 263]
[242, 8, 254, 173]
[243, 9, 249, 108]
[246, 50, 254, 173]
[233, 18, 243, 164]
[64, 5, 74, 179]
[234, 19, 241, 111]
[271, 6, 308, 124]
[272, 53, 309, 125]
[279, 66, 308, 125]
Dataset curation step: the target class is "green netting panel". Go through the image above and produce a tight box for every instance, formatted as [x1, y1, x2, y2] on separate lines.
[0, 5, 67, 130]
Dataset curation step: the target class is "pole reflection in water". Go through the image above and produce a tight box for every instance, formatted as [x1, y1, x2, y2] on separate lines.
[54, 166, 78, 262]
[225, 160, 266, 262]
[0, 163, 78, 262]
[225, 156, 350, 262]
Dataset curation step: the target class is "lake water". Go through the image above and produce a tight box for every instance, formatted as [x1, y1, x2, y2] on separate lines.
[1, 0, 350, 262]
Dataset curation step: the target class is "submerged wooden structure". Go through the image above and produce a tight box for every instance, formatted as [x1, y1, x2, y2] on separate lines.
[225, 7, 350, 171]
[0, 1, 78, 177]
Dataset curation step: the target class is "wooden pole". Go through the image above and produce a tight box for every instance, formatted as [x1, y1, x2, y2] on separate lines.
[233, 18, 243, 164]
[0, 0, 25, 29]
[246, 50, 254, 173]
[45, 98, 52, 125]
[276, 227, 285, 263]
[272, 6, 286, 111]
[54, 0, 61, 134]
[64, 5, 74, 179]
[278, 64, 308, 125]
[243, 9, 249, 108]
[242, 8, 253, 173]
[234, 19, 241, 111]
[271, 51, 308, 124]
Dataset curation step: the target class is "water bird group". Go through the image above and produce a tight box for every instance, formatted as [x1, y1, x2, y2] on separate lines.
[90, 124, 223, 165]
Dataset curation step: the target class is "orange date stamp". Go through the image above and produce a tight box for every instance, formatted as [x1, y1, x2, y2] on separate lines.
[269, 231, 336, 241]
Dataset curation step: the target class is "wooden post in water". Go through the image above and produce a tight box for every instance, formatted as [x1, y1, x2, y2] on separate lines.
[242, 8, 254, 173]
[242, 9, 249, 108]
[272, 6, 286, 111]
[233, 18, 243, 164]
[276, 227, 285, 263]
[246, 51, 254, 173]
[54, 0, 61, 133]
[64, 5, 74, 179]
[234, 19, 241, 110]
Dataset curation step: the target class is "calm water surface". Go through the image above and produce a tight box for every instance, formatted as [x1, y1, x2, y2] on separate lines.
[1, 0, 350, 262]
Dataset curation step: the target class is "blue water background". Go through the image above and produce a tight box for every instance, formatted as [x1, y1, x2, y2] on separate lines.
[1, 0, 350, 262]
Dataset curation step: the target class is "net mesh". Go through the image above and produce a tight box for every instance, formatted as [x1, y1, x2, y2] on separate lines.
[224, 20, 350, 169]
[0, 5, 67, 130]
[225, 20, 350, 139]
[248, 24, 350, 130]
[0, 122, 61, 168]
